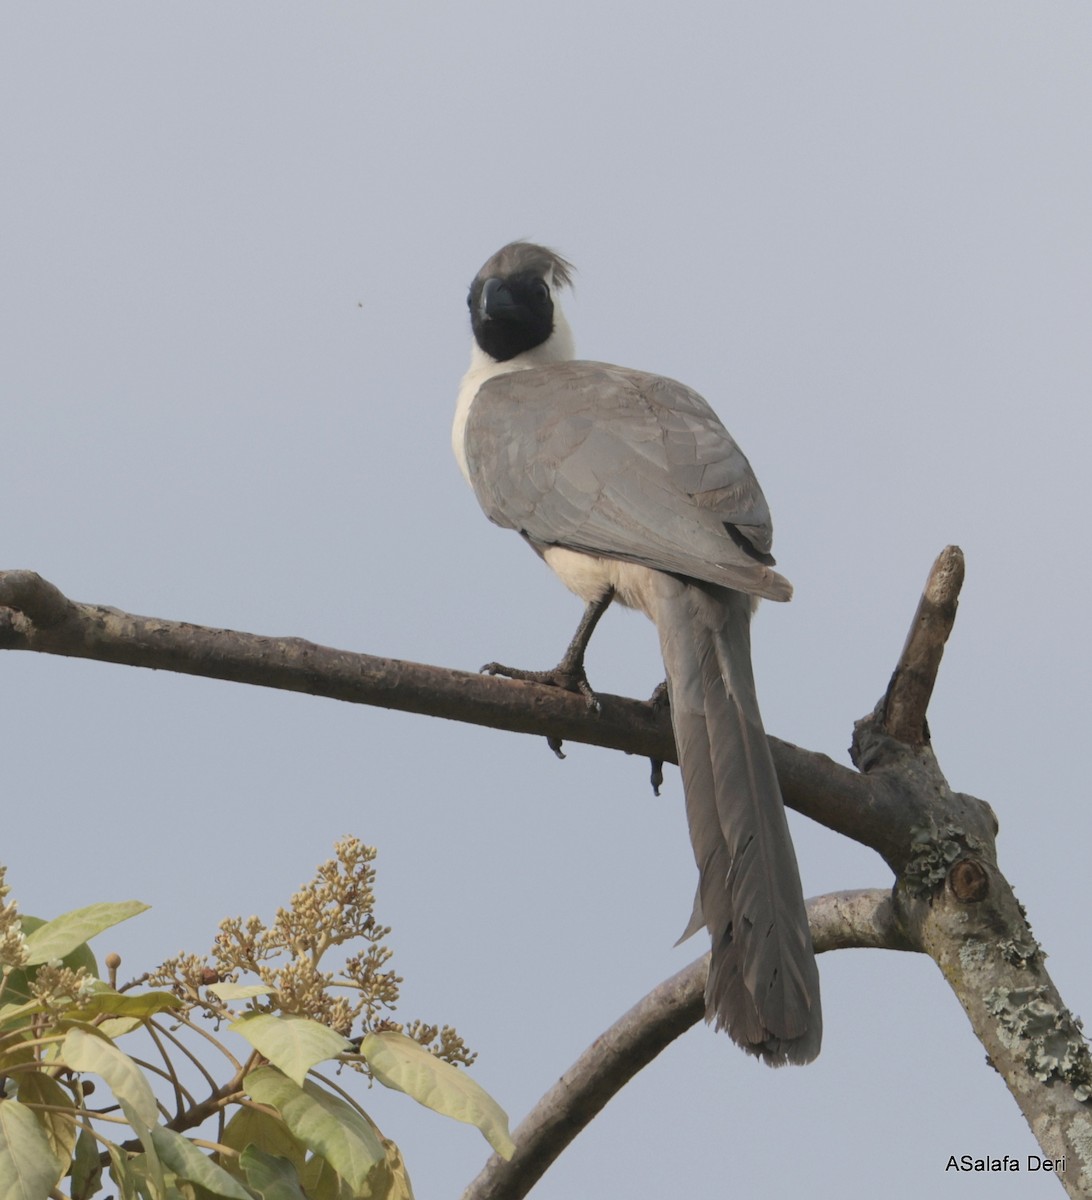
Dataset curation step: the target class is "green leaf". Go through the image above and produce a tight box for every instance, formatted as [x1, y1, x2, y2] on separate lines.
[70, 1127, 104, 1200]
[0, 1001, 43, 1031]
[23, 903, 148, 967]
[15, 1072, 77, 1178]
[207, 983, 276, 1002]
[246, 1067, 385, 1190]
[377, 1139, 415, 1200]
[296, 1155, 344, 1200]
[221, 1107, 306, 1175]
[96, 1016, 145, 1040]
[105, 1144, 133, 1199]
[360, 1031, 515, 1159]
[0, 1025, 37, 1073]
[354, 1139, 415, 1200]
[107, 1142, 159, 1200]
[148, 1128, 251, 1200]
[239, 1147, 308, 1200]
[79, 988, 182, 1021]
[62, 1027, 159, 1129]
[297, 1111, 410, 1200]
[297, 1154, 351, 1200]
[231, 1014, 352, 1086]
[125, 1149, 168, 1200]
[0, 1099, 63, 1200]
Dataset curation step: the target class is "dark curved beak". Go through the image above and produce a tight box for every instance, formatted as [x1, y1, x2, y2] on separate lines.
[478, 277, 520, 322]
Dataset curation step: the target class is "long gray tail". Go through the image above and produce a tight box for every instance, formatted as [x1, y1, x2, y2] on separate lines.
[652, 575, 821, 1065]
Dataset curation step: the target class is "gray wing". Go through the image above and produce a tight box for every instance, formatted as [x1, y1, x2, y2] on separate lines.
[464, 360, 791, 600]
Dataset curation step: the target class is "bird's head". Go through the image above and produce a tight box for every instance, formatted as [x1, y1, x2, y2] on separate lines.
[467, 241, 576, 364]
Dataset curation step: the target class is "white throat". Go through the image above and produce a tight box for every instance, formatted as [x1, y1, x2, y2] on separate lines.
[452, 296, 575, 483]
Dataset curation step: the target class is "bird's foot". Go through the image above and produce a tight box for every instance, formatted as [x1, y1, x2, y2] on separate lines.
[649, 759, 665, 796]
[480, 593, 613, 760]
[647, 680, 669, 795]
[480, 658, 602, 712]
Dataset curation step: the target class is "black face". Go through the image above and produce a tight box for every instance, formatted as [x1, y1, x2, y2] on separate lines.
[468, 271, 554, 362]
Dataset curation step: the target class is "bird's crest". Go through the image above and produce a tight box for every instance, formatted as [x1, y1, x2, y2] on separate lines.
[474, 241, 575, 290]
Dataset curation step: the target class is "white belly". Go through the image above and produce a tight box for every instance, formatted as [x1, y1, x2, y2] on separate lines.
[541, 545, 658, 620]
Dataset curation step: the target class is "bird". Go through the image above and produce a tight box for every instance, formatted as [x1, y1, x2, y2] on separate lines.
[452, 241, 821, 1065]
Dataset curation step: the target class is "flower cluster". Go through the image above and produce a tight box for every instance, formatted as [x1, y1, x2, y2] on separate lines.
[27, 963, 96, 1013]
[0, 867, 29, 971]
[151, 836, 475, 1067]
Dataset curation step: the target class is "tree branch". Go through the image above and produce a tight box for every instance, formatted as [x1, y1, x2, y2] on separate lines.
[0, 570, 876, 853]
[6, 560, 1092, 1197]
[852, 550, 1092, 1199]
[461, 889, 910, 1200]
[881, 544, 964, 745]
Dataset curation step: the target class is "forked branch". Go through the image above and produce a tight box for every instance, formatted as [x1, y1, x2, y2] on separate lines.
[4, 552, 1091, 1197]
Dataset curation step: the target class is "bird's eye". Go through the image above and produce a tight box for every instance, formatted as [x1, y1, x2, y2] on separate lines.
[533, 279, 550, 302]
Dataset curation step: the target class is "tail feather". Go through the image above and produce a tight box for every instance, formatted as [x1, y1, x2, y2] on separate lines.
[653, 576, 821, 1065]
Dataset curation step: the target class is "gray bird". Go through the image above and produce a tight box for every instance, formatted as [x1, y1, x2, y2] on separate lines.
[453, 241, 821, 1065]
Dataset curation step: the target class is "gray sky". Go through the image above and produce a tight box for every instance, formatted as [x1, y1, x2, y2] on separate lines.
[3, 4, 1091, 1196]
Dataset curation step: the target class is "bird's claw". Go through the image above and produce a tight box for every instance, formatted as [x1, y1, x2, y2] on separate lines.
[648, 679, 670, 711]
[646, 682, 668, 794]
[480, 660, 602, 712]
[649, 758, 664, 796]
